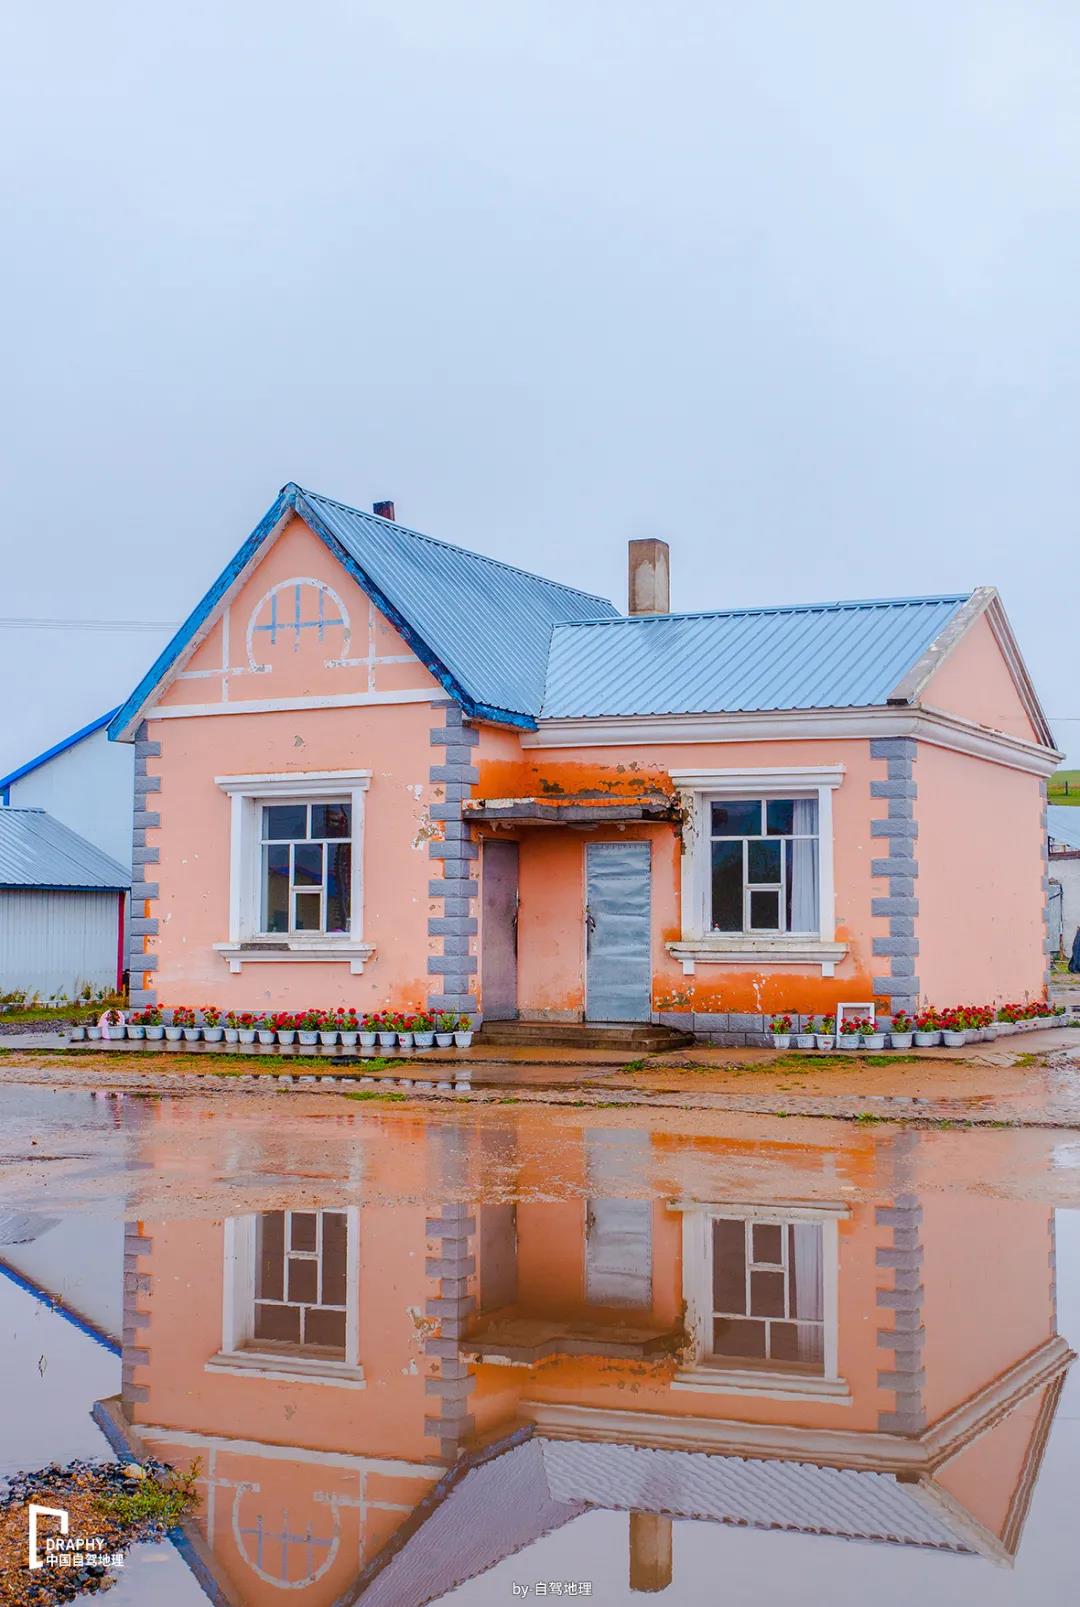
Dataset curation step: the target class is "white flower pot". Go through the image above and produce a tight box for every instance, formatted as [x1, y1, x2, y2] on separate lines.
[942, 1030, 965, 1047]
[890, 1032, 914, 1050]
[126, 1025, 145, 1039]
[435, 1033, 454, 1047]
[398, 1032, 414, 1049]
[914, 1031, 940, 1047]
[298, 1030, 319, 1046]
[414, 1032, 435, 1048]
[814, 1033, 834, 1049]
[165, 1026, 183, 1041]
[796, 1033, 816, 1049]
[277, 1030, 296, 1045]
[203, 1027, 224, 1042]
[377, 1031, 397, 1047]
[238, 1029, 256, 1044]
[224, 1028, 239, 1043]
[862, 1033, 885, 1050]
[88, 1026, 102, 1039]
[182, 1027, 202, 1042]
[839, 1034, 862, 1049]
[359, 1032, 377, 1048]
[339, 1031, 359, 1048]
[319, 1030, 338, 1045]
[454, 1031, 474, 1048]
[771, 1034, 791, 1049]
[70, 1025, 86, 1041]
[145, 1025, 164, 1041]
[257, 1029, 275, 1044]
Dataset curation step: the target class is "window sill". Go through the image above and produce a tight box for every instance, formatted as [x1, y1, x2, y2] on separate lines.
[667, 938, 848, 977]
[672, 1366, 850, 1404]
[205, 1350, 366, 1388]
[213, 940, 375, 974]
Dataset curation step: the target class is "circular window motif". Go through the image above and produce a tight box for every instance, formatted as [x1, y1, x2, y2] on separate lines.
[247, 579, 351, 671]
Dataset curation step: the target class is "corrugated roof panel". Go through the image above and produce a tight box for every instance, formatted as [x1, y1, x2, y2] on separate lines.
[1048, 804, 1080, 851]
[0, 809, 130, 890]
[299, 489, 619, 721]
[541, 595, 969, 718]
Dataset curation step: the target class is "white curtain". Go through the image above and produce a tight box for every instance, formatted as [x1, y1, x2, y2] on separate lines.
[789, 797, 819, 933]
[792, 1221, 824, 1361]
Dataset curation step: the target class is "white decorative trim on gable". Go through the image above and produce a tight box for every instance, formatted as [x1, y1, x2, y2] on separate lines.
[669, 766, 846, 976]
[213, 769, 373, 973]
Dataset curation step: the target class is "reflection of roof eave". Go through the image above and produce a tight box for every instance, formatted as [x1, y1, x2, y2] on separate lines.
[463, 796, 678, 826]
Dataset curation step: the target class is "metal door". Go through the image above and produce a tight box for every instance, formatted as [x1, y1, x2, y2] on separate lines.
[481, 840, 519, 1020]
[585, 841, 651, 1022]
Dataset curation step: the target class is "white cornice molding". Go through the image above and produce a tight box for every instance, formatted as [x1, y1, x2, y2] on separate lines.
[524, 706, 1062, 775]
[154, 688, 434, 720]
[214, 769, 372, 794]
[669, 765, 845, 791]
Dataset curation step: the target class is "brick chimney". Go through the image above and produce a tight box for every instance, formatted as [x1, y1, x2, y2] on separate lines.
[373, 500, 396, 521]
[627, 539, 670, 615]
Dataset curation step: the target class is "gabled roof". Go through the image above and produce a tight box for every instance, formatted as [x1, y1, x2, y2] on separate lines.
[0, 708, 120, 797]
[0, 808, 130, 891]
[108, 484, 618, 738]
[541, 595, 971, 719]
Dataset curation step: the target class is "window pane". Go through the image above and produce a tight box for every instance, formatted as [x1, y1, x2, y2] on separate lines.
[262, 845, 289, 933]
[256, 1212, 284, 1301]
[294, 842, 324, 887]
[710, 800, 761, 836]
[712, 1219, 746, 1312]
[750, 1268, 786, 1318]
[747, 839, 781, 883]
[263, 803, 307, 840]
[287, 1257, 318, 1305]
[326, 842, 352, 933]
[749, 889, 780, 930]
[293, 892, 322, 931]
[311, 802, 351, 839]
[795, 1322, 824, 1364]
[765, 799, 794, 835]
[254, 1302, 301, 1345]
[321, 1213, 348, 1307]
[290, 1213, 317, 1252]
[304, 1306, 346, 1354]
[712, 1317, 766, 1360]
[752, 1223, 783, 1265]
[710, 841, 743, 932]
[769, 1320, 800, 1362]
[785, 839, 819, 933]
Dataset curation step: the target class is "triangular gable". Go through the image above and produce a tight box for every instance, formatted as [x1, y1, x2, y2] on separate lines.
[887, 587, 1055, 748]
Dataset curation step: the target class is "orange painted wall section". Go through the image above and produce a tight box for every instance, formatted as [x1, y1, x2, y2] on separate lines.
[922, 613, 1040, 744]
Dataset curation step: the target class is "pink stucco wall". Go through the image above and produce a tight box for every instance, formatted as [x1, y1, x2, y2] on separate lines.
[922, 613, 1039, 744]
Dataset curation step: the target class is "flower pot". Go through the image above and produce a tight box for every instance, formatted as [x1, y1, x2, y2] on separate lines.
[942, 1030, 965, 1047]
[238, 1029, 256, 1045]
[913, 1031, 940, 1047]
[182, 1027, 202, 1042]
[862, 1033, 885, 1050]
[298, 1030, 319, 1046]
[980, 1027, 995, 1042]
[88, 1025, 102, 1040]
[69, 1024, 86, 1041]
[771, 1034, 792, 1049]
[165, 1026, 183, 1041]
[257, 1029, 275, 1044]
[814, 1033, 834, 1050]
[145, 1025, 164, 1041]
[890, 1032, 914, 1050]
[414, 1032, 435, 1048]
[435, 1032, 454, 1048]
[796, 1033, 816, 1049]
[339, 1031, 359, 1048]
[397, 1031, 414, 1049]
[224, 1028, 239, 1043]
[839, 1034, 862, 1049]
[319, 1030, 338, 1045]
[453, 1031, 474, 1048]
[203, 1027, 224, 1042]
[377, 1031, 397, 1048]
[277, 1030, 296, 1045]
[126, 1025, 145, 1040]
[359, 1032, 377, 1048]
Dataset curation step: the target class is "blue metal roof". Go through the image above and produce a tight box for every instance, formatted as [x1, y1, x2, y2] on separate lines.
[541, 595, 970, 718]
[0, 809, 130, 891]
[109, 485, 618, 736]
[0, 707, 120, 800]
[1048, 804, 1080, 851]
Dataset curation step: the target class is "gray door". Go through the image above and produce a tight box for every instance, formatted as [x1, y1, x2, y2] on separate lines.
[481, 840, 519, 1020]
[585, 841, 651, 1022]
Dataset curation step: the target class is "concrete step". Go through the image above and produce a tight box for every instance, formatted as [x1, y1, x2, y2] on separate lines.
[477, 1019, 692, 1051]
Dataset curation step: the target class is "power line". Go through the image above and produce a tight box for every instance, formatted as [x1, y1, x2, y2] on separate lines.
[0, 617, 178, 633]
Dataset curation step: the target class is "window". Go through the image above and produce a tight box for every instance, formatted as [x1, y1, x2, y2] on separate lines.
[709, 797, 819, 934]
[252, 1209, 349, 1357]
[261, 802, 352, 935]
[709, 1217, 824, 1370]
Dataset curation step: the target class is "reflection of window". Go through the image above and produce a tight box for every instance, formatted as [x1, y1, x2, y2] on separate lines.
[709, 798, 819, 934]
[252, 1210, 348, 1357]
[586, 1198, 652, 1307]
[260, 802, 352, 935]
[710, 1217, 823, 1370]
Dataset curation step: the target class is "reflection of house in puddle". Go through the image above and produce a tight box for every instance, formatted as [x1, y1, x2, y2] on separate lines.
[94, 1124, 1074, 1605]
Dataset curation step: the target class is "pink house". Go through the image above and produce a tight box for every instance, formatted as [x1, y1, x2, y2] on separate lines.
[108, 484, 1060, 1039]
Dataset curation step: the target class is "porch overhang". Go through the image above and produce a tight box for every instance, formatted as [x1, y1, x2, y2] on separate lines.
[462, 793, 679, 827]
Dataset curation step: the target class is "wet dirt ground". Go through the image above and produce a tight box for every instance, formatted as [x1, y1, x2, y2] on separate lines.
[2, 1067, 1080, 1604]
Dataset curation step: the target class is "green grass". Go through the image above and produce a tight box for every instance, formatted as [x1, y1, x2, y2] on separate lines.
[97, 1465, 199, 1528]
[343, 1089, 407, 1102]
[0, 996, 125, 1025]
[1048, 769, 1080, 804]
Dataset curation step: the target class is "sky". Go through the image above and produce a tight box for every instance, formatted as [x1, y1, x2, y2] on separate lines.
[2, 0, 1079, 771]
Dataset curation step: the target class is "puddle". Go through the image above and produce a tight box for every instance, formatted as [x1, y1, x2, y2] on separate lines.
[1, 1086, 1079, 1604]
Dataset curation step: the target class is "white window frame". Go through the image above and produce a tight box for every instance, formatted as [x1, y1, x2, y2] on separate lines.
[667, 766, 846, 976]
[210, 1209, 364, 1388]
[213, 770, 373, 972]
[671, 1200, 848, 1402]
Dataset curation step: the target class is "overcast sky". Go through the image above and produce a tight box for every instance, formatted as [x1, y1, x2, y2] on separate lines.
[2, 1, 1078, 772]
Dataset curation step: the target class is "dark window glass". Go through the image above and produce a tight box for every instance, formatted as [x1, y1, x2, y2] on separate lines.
[712, 1316, 767, 1360]
[710, 842, 743, 931]
[256, 1212, 284, 1301]
[293, 842, 324, 887]
[326, 843, 351, 933]
[290, 1213, 317, 1252]
[750, 1268, 786, 1318]
[747, 839, 781, 883]
[293, 892, 321, 931]
[769, 1321, 800, 1362]
[254, 1302, 301, 1345]
[262, 845, 289, 933]
[286, 1257, 318, 1305]
[749, 890, 780, 929]
[311, 802, 351, 839]
[321, 1214, 348, 1306]
[796, 1322, 824, 1363]
[765, 799, 795, 835]
[710, 800, 761, 836]
[711, 1219, 746, 1311]
[304, 1306, 346, 1353]
[263, 803, 307, 840]
[752, 1223, 783, 1264]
